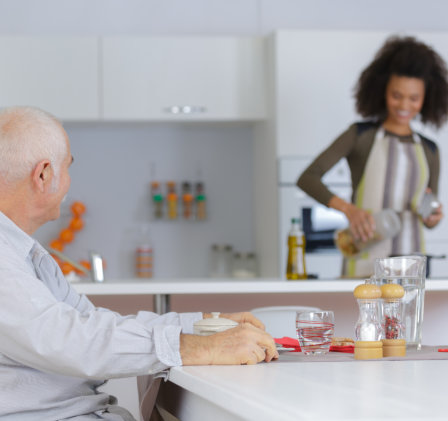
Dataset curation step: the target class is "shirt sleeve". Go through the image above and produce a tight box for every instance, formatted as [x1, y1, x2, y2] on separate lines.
[297, 124, 357, 206]
[0, 263, 202, 380]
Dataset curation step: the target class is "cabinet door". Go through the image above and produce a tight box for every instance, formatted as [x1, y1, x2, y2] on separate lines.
[0, 37, 99, 120]
[102, 36, 265, 121]
[275, 30, 390, 157]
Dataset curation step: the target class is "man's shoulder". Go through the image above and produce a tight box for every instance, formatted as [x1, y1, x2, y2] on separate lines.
[0, 232, 30, 272]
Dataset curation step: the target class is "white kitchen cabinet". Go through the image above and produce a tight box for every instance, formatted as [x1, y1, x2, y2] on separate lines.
[101, 36, 265, 121]
[274, 30, 390, 157]
[0, 37, 99, 120]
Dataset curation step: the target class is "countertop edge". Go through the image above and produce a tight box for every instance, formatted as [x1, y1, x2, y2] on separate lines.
[71, 278, 448, 295]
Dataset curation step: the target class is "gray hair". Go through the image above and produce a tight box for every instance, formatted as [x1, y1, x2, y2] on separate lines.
[0, 106, 68, 186]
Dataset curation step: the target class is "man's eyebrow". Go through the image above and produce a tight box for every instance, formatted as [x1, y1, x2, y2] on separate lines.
[71, 156, 74, 164]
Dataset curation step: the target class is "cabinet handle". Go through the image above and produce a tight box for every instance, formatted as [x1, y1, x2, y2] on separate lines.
[164, 105, 207, 114]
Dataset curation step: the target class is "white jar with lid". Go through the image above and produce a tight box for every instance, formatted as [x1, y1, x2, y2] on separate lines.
[193, 312, 238, 336]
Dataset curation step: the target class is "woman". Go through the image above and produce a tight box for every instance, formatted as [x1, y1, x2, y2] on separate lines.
[297, 36, 448, 277]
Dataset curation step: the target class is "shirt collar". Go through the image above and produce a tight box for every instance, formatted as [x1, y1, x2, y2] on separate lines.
[0, 210, 37, 260]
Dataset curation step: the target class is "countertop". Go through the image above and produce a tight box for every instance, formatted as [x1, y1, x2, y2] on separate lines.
[160, 350, 448, 421]
[71, 277, 448, 295]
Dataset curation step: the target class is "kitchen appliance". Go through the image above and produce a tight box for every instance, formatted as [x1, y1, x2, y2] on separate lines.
[278, 157, 352, 278]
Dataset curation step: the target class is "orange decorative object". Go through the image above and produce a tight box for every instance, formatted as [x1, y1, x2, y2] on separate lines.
[71, 201, 86, 217]
[59, 228, 75, 244]
[69, 217, 84, 231]
[49, 239, 65, 252]
[75, 260, 91, 275]
[60, 262, 75, 275]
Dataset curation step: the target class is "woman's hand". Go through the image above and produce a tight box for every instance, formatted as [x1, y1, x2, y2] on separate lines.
[328, 196, 375, 242]
[423, 203, 443, 228]
[343, 203, 376, 242]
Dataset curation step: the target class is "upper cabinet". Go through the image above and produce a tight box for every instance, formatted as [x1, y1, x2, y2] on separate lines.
[0, 37, 100, 120]
[101, 36, 266, 121]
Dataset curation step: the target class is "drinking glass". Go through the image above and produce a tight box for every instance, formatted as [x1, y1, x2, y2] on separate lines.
[374, 256, 426, 350]
[296, 311, 334, 355]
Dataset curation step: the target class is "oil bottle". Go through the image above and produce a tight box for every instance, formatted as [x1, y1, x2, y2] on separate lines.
[286, 218, 307, 280]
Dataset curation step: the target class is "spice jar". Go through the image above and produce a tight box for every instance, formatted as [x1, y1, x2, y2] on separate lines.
[135, 225, 153, 278]
[195, 182, 207, 221]
[150, 181, 164, 219]
[166, 181, 178, 220]
[353, 280, 383, 360]
[181, 182, 194, 220]
[381, 283, 406, 357]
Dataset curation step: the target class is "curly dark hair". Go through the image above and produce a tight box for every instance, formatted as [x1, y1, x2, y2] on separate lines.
[354, 35, 448, 128]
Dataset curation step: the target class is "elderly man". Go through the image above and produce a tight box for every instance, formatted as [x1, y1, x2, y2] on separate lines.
[0, 106, 278, 421]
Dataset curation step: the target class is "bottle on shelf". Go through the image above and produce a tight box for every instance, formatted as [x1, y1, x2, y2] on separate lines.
[195, 182, 207, 220]
[286, 218, 307, 280]
[135, 225, 154, 278]
[150, 181, 164, 219]
[182, 181, 194, 220]
[166, 181, 178, 220]
[210, 244, 233, 278]
[232, 252, 257, 278]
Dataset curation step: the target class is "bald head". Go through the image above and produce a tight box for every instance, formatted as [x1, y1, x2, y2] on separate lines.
[0, 107, 68, 186]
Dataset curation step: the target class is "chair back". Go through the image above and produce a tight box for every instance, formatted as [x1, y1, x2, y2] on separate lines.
[250, 305, 321, 338]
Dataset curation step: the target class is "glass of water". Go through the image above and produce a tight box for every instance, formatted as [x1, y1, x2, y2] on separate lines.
[374, 256, 426, 350]
[296, 311, 334, 355]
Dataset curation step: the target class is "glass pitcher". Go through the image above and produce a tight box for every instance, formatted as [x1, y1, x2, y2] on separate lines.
[374, 256, 426, 350]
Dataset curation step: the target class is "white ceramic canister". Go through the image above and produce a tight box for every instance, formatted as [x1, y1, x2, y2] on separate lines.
[193, 312, 238, 336]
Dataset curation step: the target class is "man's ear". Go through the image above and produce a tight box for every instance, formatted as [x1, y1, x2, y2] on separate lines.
[32, 160, 53, 193]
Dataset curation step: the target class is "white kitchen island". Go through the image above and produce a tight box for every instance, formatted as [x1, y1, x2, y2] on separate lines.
[72, 279, 448, 420]
[157, 352, 448, 421]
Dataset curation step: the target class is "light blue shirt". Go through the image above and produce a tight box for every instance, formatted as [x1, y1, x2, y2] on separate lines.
[0, 211, 202, 420]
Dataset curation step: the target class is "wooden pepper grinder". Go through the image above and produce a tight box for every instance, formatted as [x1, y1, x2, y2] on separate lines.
[354, 280, 383, 360]
[381, 283, 406, 357]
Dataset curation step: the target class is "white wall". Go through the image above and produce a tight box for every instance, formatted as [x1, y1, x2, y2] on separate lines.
[35, 123, 255, 278]
[1, 0, 448, 35]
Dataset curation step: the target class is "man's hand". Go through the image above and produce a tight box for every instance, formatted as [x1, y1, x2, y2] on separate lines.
[180, 323, 278, 366]
[204, 311, 265, 330]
